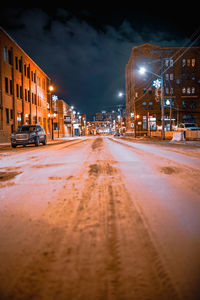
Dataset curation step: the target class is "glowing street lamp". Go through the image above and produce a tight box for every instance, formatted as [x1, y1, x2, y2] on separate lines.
[49, 85, 54, 92]
[138, 67, 146, 75]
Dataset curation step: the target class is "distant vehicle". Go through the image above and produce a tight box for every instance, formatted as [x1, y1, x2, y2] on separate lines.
[114, 132, 120, 137]
[177, 123, 200, 131]
[11, 125, 47, 148]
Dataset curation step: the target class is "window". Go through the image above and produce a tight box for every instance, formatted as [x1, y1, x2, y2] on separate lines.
[5, 77, 9, 93]
[27, 66, 30, 79]
[10, 109, 13, 120]
[25, 88, 27, 101]
[8, 50, 12, 65]
[10, 79, 13, 95]
[170, 73, 173, 80]
[182, 101, 187, 108]
[182, 87, 186, 94]
[192, 73, 195, 80]
[16, 84, 19, 98]
[182, 73, 186, 80]
[15, 57, 18, 70]
[24, 64, 27, 76]
[6, 108, 9, 124]
[192, 87, 195, 94]
[182, 59, 186, 67]
[19, 58, 22, 72]
[20, 86, 23, 99]
[170, 59, 173, 66]
[187, 59, 190, 67]
[165, 59, 169, 67]
[165, 73, 169, 80]
[187, 87, 191, 94]
[191, 59, 195, 67]
[3, 47, 7, 62]
[190, 101, 196, 109]
[176, 78, 181, 85]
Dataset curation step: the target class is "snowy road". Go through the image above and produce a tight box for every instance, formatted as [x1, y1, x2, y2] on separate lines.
[0, 137, 200, 300]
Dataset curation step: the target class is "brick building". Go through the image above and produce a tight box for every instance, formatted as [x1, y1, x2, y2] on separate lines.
[0, 28, 52, 141]
[53, 99, 72, 137]
[125, 43, 200, 134]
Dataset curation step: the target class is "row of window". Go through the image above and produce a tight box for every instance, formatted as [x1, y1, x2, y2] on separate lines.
[165, 86, 196, 95]
[141, 100, 197, 110]
[165, 58, 196, 67]
[165, 73, 199, 82]
[3, 46, 46, 89]
[5, 77, 44, 106]
[5, 108, 41, 126]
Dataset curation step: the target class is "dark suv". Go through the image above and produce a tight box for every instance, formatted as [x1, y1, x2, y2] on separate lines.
[11, 125, 47, 148]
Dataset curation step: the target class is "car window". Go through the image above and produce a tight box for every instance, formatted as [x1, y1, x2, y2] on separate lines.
[185, 124, 195, 128]
[16, 126, 36, 132]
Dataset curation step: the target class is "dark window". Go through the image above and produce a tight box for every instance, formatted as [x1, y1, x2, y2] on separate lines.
[5, 77, 9, 93]
[8, 50, 12, 65]
[20, 86, 23, 99]
[10, 80, 13, 95]
[19, 58, 22, 72]
[6, 108, 9, 124]
[16, 84, 19, 98]
[15, 57, 18, 70]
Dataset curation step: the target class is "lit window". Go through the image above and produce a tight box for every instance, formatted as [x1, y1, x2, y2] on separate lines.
[191, 59, 195, 67]
[182, 87, 186, 94]
[192, 87, 195, 94]
[187, 87, 191, 94]
[3, 47, 7, 62]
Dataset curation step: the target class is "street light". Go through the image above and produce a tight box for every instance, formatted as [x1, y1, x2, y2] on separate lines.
[139, 66, 165, 140]
[138, 67, 146, 75]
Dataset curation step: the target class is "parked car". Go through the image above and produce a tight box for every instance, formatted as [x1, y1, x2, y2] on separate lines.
[114, 132, 120, 137]
[11, 125, 47, 148]
[177, 123, 200, 131]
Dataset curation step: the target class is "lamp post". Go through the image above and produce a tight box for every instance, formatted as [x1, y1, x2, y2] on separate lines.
[48, 112, 57, 140]
[118, 91, 126, 136]
[139, 67, 165, 140]
[48, 85, 54, 140]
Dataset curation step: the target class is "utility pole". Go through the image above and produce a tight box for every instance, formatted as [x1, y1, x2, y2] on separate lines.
[160, 76, 165, 140]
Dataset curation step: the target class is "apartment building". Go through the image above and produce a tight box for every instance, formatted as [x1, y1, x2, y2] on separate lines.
[0, 28, 52, 141]
[125, 43, 200, 134]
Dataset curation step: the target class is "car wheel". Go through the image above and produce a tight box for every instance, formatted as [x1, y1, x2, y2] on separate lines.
[35, 137, 40, 147]
[11, 144, 16, 148]
[42, 137, 47, 145]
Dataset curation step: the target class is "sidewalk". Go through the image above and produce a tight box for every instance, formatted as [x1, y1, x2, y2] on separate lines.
[120, 135, 200, 147]
[0, 136, 82, 150]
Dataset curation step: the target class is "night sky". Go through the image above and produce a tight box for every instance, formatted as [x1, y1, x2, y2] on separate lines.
[0, 8, 199, 117]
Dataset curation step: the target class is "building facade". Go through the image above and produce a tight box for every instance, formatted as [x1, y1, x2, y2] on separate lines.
[125, 43, 200, 134]
[0, 28, 52, 141]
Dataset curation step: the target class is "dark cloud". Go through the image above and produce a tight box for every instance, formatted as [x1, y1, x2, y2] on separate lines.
[0, 8, 192, 115]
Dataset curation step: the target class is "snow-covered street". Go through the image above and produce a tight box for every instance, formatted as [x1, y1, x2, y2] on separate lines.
[0, 137, 200, 300]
